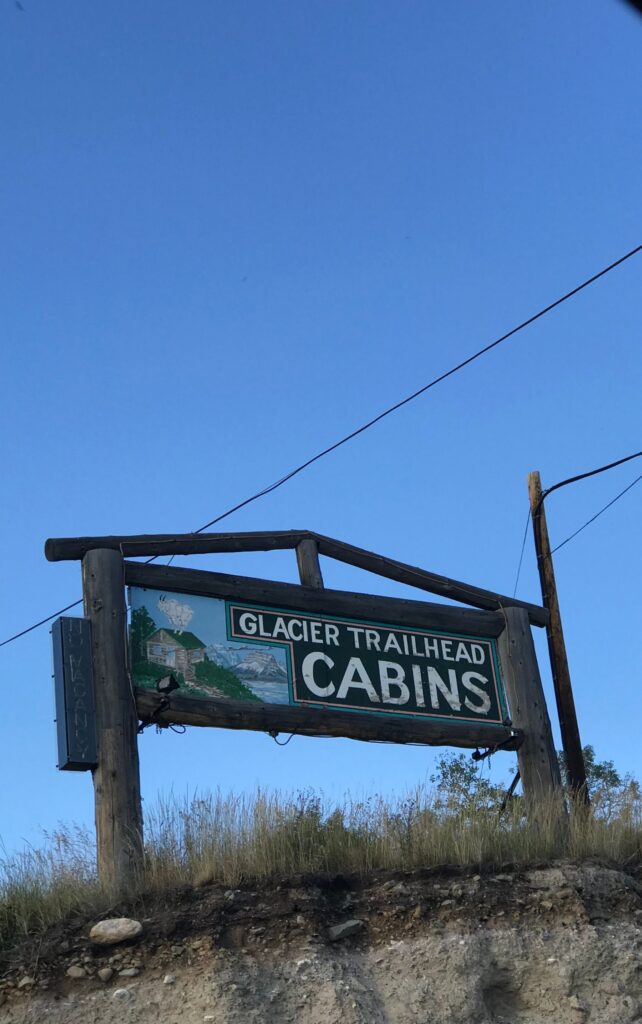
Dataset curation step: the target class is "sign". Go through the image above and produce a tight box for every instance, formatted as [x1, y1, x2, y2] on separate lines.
[51, 617, 98, 771]
[130, 587, 509, 727]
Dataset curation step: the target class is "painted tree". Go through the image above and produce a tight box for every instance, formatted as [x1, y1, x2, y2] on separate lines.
[130, 606, 156, 663]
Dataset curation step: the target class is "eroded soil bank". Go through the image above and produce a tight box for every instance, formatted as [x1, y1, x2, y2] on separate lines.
[2, 861, 642, 1024]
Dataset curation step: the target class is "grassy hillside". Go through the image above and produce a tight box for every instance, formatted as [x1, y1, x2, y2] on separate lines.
[1, 769, 640, 954]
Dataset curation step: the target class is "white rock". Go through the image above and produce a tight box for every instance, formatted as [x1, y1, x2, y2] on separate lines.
[113, 988, 133, 1002]
[163, 974, 176, 985]
[17, 976, 35, 989]
[66, 965, 87, 979]
[90, 918, 143, 946]
[119, 967, 140, 977]
[98, 967, 114, 982]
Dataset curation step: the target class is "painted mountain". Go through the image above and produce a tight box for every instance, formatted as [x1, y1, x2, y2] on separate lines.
[207, 644, 287, 682]
[233, 650, 288, 683]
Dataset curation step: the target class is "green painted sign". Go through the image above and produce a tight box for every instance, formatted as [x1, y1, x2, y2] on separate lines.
[129, 587, 509, 727]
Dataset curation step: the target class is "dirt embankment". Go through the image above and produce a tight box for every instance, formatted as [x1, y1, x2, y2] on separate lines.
[2, 862, 642, 1024]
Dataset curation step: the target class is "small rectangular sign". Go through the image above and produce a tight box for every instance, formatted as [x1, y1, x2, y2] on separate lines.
[130, 587, 509, 728]
[52, 617, 98, 771]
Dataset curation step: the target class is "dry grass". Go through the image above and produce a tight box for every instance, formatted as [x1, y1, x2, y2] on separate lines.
[1, 783, 640, 953]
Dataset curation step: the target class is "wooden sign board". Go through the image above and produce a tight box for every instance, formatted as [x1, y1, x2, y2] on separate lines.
[129, 583, 510, 735]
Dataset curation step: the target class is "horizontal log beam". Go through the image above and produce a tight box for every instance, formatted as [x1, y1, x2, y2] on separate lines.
[124, 561, 507, 637]
[135, 689, 522, 750]
[45, 530, 311, 562]
[45, 529, 548, 626]
[314, 534, 548, 628]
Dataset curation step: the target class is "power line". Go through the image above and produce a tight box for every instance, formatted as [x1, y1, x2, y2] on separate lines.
[0, 599, 83, 649]
[1, 244, 641, 650]
[551, 471, 642, 554]
[194, 245, 642, 534]
[512, 507, 531, 598]
[539, 449, 642, 508]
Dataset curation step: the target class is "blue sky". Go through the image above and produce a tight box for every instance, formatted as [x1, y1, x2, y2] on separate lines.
[1, 1, 641, 853]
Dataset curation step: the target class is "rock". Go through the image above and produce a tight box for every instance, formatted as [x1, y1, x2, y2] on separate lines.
[327, 919, 364, 942]
[17, 976, 35, 989]
[113, 988, 133, 1002]
[98, 967, 114, 983]
[90, 917, 143, 946]
[66, 965, 87, 979]
[163, 974, 176, 985]
[119, 967, 140, 977]
[171, 944, 185, 956]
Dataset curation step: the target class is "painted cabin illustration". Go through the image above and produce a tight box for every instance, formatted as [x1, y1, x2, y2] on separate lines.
[146, 629, 206, 682]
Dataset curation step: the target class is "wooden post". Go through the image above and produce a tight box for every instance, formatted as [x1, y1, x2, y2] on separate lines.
[528, 471, 588, 802]
[82, 548, 143, 893]
[296, 538, 324, 589]
[497, 606, 563, 805]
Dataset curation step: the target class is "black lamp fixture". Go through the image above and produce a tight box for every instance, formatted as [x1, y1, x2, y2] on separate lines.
[156, 674, 180, 696]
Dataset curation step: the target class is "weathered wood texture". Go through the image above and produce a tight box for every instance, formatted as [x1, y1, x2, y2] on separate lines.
[528, 471, 588, 801]
[124, 561, 507, 637]
[45, 530, 548, 626]
[47, 530, 309, 562]
[314, 534, 549, 627]
[296, 538, 324, 589]
[136, 689, 521, 750]
[497, 606, 563, 804]
[82, 549, 143, 893]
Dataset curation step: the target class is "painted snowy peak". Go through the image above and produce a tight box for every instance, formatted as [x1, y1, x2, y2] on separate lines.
[207, 644, 287, 682]
[234, 651, 288, 682]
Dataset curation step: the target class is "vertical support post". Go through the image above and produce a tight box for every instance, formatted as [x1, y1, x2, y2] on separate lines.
[83, 548, 143, 893]
[296, 538, 324, 589]
[528, 471, 588, 802]
[497, 606, 563, 805]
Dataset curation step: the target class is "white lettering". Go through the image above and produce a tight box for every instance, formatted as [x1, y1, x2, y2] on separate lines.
[423, 637, 439, 657]
[238, 612, 257, 635]
[455, 642, 472, 663]
[346, 626, 365, 649]
[301, 652, 335, 697]
[310, 621, 323, 644]
[379, 661, 409, 705]
[427, 667, 461, 711]
[365, 629, 381, 652]
[336, 657, 380, 703]
[324, 623, 340, 646]
[412, 664, 426, 706]
[288, 619, 303, 641]
[410, 635, 423, 657]
[383, 632, 402, 655]
[272, 617, 289, 640]
[462, 672, 491, 714]
[471, 644, 486, 665]
[440, 639, 454, 661]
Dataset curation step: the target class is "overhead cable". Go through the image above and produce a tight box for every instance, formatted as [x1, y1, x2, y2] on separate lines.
[551, 471, 642, 554]
[1, 244, 641, 651]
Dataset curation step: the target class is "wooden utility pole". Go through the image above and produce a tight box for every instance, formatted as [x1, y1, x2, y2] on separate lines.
[83, 548, 143, 892]
[497, 606, 563, 806]
[528, 471, 588, 802]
